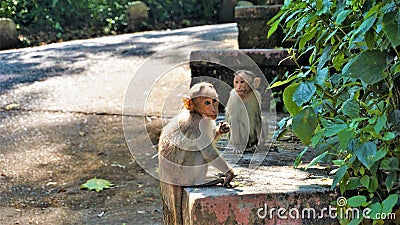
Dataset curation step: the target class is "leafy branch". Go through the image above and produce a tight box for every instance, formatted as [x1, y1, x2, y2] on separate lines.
[269, 0, 400, 224]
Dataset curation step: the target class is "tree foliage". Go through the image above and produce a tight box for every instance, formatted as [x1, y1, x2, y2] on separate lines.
[0, 0, 221, 45]
[270, 0, 399, 223]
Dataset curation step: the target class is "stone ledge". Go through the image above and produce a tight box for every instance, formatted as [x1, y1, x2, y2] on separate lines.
[190, 49, 296, 67]
[182, 166, 338, 225]
[235, 5, 282, 19]
[234, 5, 294, 49]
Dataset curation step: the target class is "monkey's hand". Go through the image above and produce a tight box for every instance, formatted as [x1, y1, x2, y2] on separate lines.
[215, 122, 230, 141]
[223, 169, 235, 188]
[217, 122, 230, 134]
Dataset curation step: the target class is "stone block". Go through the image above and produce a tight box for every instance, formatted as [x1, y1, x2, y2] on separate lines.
[182, 166, 338, 225]
[0, 18, 19, 50]
[127, 1, 148, 32]
[219, 0, 238, 23]
[235, 5, 294, 49]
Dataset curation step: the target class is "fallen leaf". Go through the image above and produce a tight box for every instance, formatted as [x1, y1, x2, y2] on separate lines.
[80, 177, 114, 192]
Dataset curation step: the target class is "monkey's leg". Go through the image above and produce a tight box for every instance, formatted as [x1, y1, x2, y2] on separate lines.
[171, 185, 183, 225]
[160, 182, 183, 225]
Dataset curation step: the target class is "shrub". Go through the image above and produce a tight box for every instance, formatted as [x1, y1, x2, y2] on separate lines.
[0, 0, 221, 46]
[269, 0, 399, 224]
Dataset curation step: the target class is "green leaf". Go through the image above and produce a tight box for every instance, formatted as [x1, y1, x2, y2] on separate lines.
[374, 114, 387, 134]
[347, 177, 360, 190]
[368, 202, 382, 220]
[311, 128, 324, 147]
[381, 157, 399, 171]
[335, 9, 351, 25]
[332, 159, 345, 166]
[331, 165, 347, 191]
[305, 151, 328, 169]
[359, 14, 376, 34]
[373, 148, 388, 162]
[382, 194, 399, 214]
[332, 51, 345, 71]
[269, 75, 297, 89]
[294, 147, 308, 168]
[318, 45, 332, 70]
[80, 177, 114, 192]
[337, 129, 353, 149]
[382, 132, 395, 141]
[347, 195, 367, 207]
[341, 99, 359, 118]
[360, 175, 370, 188]
[368, 176, 378, 192]
[346, 50, 387, 85]
[356, 142, 377, 169]
[325, 123, 348, 137]
[392, 62, 400, 74]
[292, 107, 318, 145]
[314, 68, 328, 86]
[295, 13, 314, 34]
[293, 81, 316, 106]
[268, 19, 281, 38]
[385, 172, 396, 192]
[283, 83, 302, 116]
[365, 29, 375, 49]
[382, 10, 400, 47]
[52, 0, 59, 8]
[299, 26, 318, 50]
[316, 0, 332, 15]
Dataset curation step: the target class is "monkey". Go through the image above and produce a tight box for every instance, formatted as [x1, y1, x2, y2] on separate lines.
[158, 82, 235, 225]
[225, 70, 262, 153]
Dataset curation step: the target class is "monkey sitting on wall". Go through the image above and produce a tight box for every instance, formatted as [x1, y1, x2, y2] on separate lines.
[226, 70, 262, 153]
[158, 82, 235, 225]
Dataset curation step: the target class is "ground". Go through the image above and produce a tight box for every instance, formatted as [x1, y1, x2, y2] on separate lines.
[0, 112, 162, 224]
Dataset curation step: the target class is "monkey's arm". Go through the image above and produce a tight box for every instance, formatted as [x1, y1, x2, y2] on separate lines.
[206, 151, 235, 187]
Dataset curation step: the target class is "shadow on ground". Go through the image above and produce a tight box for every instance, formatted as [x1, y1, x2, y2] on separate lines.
[0, 109, 163, 224]
[0, 24, 237, 93]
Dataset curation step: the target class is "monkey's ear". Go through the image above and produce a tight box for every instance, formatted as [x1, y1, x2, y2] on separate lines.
[253, 77, 261, 89]
[182, 97, 193, 110]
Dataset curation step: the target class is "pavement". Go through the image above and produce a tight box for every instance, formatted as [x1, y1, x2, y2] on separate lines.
[0, 23, 238, 115]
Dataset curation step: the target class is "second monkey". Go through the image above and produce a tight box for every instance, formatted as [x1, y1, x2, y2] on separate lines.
[225, 70, 262, 153]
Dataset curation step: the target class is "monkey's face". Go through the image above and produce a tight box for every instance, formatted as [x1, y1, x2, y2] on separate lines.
[233, 75, 252, 98]
[192, 97, 219, 120]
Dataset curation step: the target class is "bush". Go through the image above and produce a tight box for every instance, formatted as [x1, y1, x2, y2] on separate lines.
[0, 0, 221, 46]
[270, 0, 399, 224]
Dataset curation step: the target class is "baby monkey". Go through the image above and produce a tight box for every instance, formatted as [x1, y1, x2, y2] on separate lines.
[226, 70, 262, 153]
[158, 82, 235, 225]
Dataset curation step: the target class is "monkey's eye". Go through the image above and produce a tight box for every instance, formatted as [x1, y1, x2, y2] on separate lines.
[212, 99, 217, 103]
[204, 100, 211, 105]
